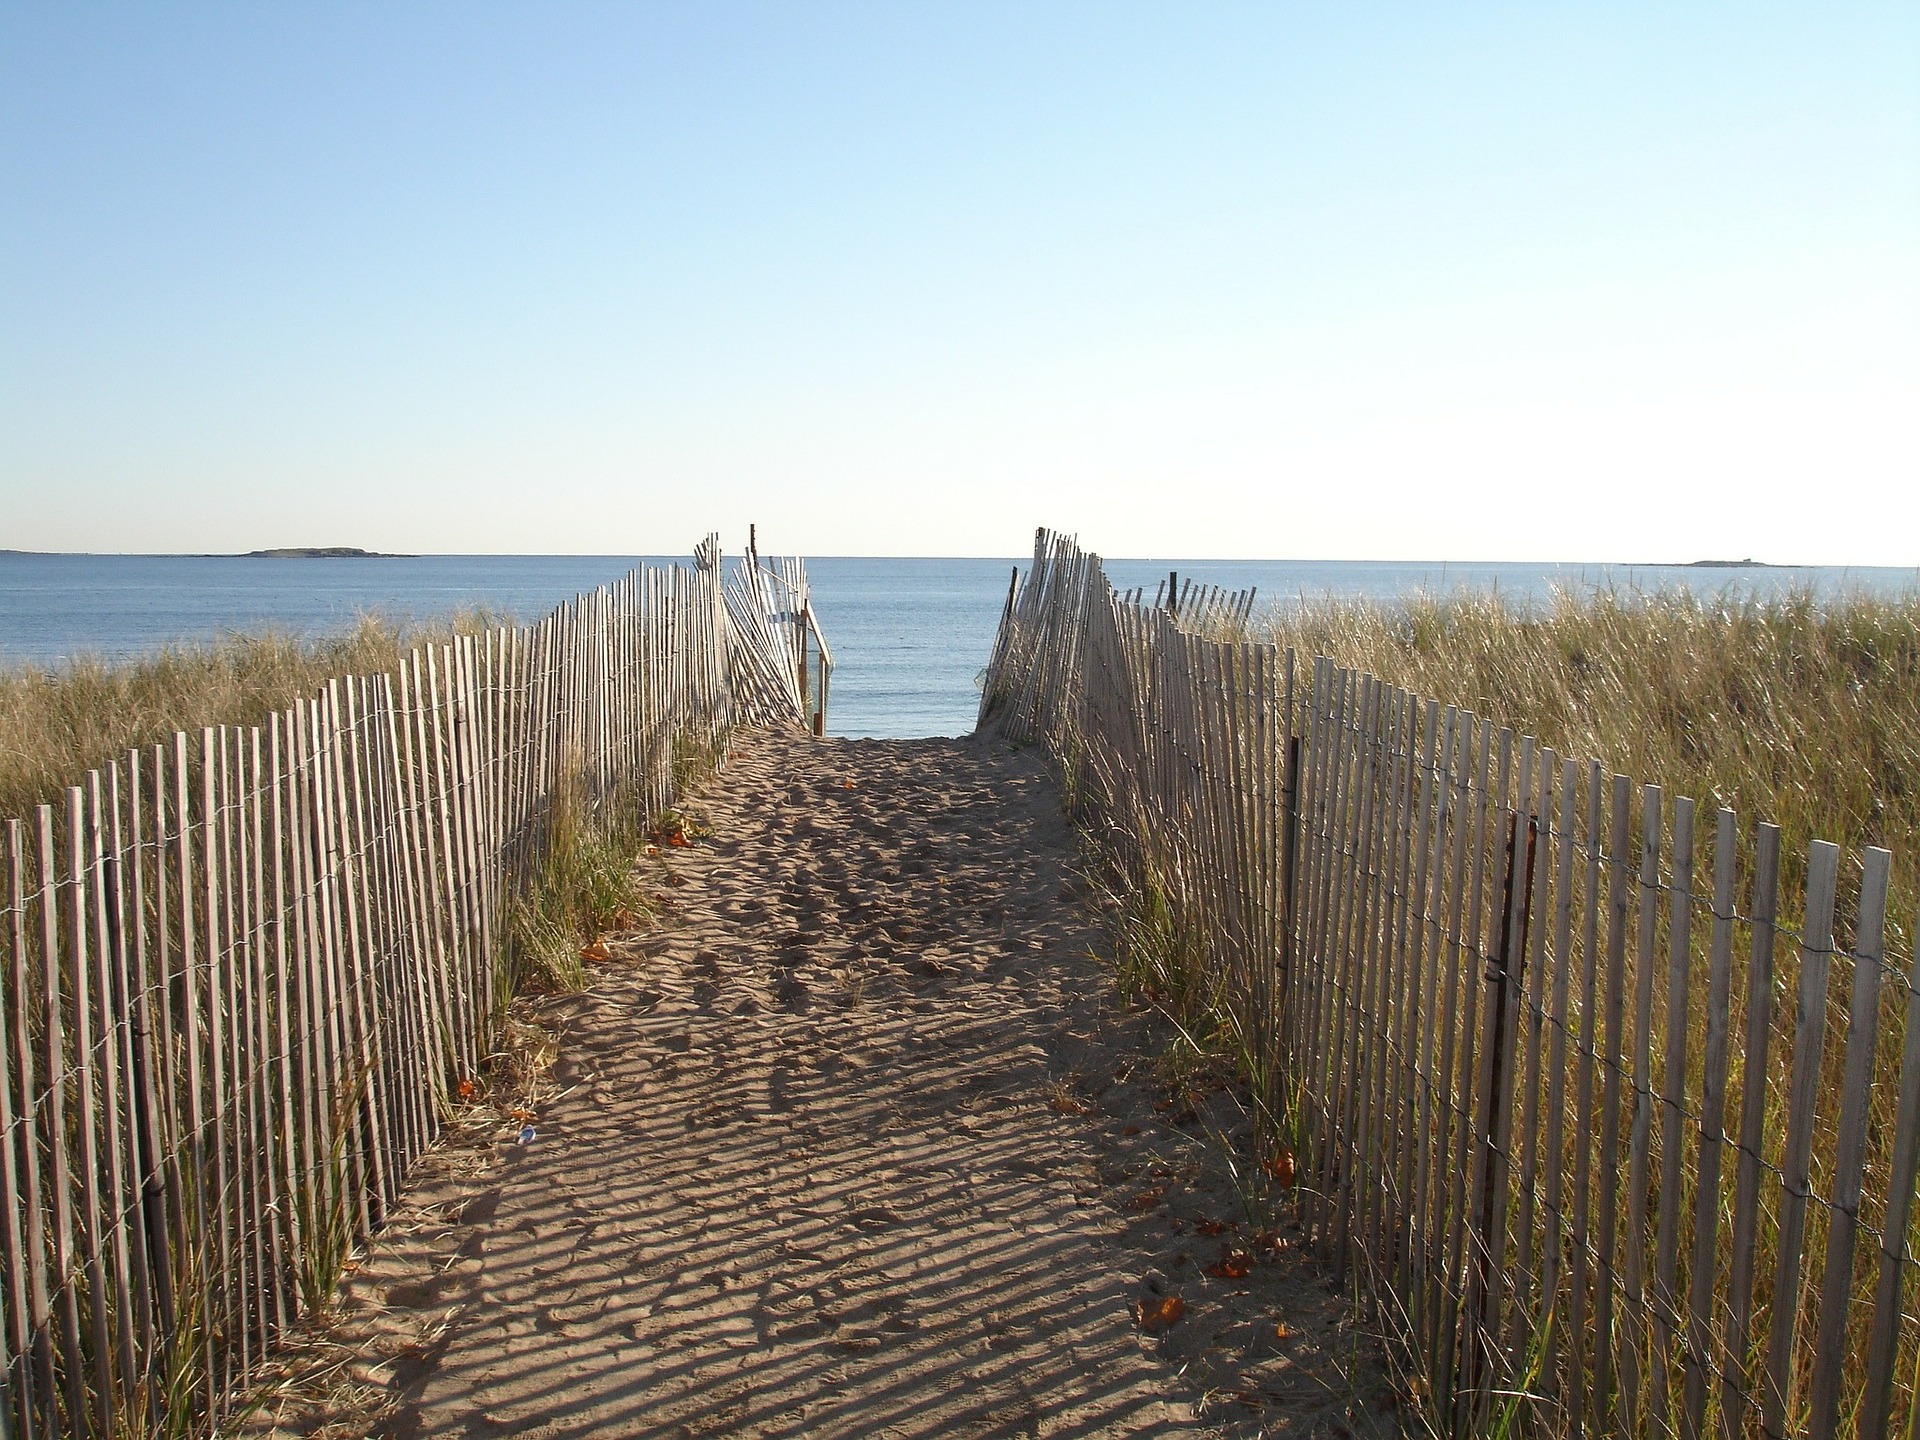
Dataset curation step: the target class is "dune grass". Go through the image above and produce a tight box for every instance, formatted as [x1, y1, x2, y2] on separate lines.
[0, 611, 505, 825]
[0, 608, 681, 1004]
[503, 778, 654, 997]
[1003, 540, 1920, 1434]
[1262, 584, 1920, 940]
[1254, 583, 1920, 1432]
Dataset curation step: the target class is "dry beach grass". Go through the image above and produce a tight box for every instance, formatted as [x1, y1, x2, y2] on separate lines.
[1263, 585, 1920, 938]
[0, 611, 503, 823]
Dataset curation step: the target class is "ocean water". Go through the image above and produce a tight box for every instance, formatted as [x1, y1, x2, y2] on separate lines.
[2, 552, 1914, 740]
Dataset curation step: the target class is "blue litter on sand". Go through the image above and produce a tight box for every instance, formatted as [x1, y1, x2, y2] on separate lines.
[518, 1125, 536, 1145]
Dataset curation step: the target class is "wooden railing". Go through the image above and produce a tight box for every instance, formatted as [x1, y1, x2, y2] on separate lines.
[981, 526, 1920, 1440]
[0, 536, 824, 1437]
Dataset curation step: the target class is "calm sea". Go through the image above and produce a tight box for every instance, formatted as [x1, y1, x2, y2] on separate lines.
[2, 552, 1914, 740]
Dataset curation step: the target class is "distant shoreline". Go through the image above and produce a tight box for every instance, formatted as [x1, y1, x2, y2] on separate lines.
[238, 546, 413, 559]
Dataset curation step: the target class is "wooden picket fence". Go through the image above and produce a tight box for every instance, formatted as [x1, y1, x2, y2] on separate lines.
[981, 527, 1920, 1440]
[726, 537, 832, 739]
[0, 537, 829, 1437]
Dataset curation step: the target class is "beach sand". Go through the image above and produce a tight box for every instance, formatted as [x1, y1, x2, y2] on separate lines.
[244, 730, 1400, 1438]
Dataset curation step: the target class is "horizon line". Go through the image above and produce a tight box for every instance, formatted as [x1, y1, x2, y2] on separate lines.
[5, 548, 1920, 571]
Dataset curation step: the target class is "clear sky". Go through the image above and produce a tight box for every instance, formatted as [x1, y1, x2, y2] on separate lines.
[2, 3, 1915, 562]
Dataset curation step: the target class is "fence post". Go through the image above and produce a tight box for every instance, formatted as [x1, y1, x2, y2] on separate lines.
[797, 607, 810, 717]
[1279, 732, 1303, 1046]
[1466, 808, 1538, 1420]
[105, 848, 176, 1381]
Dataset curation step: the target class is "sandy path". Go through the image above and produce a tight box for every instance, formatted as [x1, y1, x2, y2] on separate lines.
[252, 732, 1399, 1439]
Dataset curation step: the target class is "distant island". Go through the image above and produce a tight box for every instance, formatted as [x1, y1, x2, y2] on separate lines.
[1685, 558, 1776, 568]
[242, 546, 410, 558]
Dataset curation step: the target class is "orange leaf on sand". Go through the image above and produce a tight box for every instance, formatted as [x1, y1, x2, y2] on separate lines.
[1128, 1186, 1166, 1212]
[843, 780, 856, 789]
[580, 940, 612, 962]
[1265, 1149, 1297, 1188]
[455, 1076, 478, 1102]
[1135, 1295, 1185, 1332]
[667, 832, 691, 847]
[1274, 1323, 1295, 1340]
[1206, 1247, 1253, 1280]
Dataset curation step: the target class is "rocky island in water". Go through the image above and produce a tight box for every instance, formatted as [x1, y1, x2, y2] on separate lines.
[243, 546, 409, 558]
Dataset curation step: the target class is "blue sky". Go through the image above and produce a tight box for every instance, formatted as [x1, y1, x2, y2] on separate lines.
[2, 3, 1915, 561]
